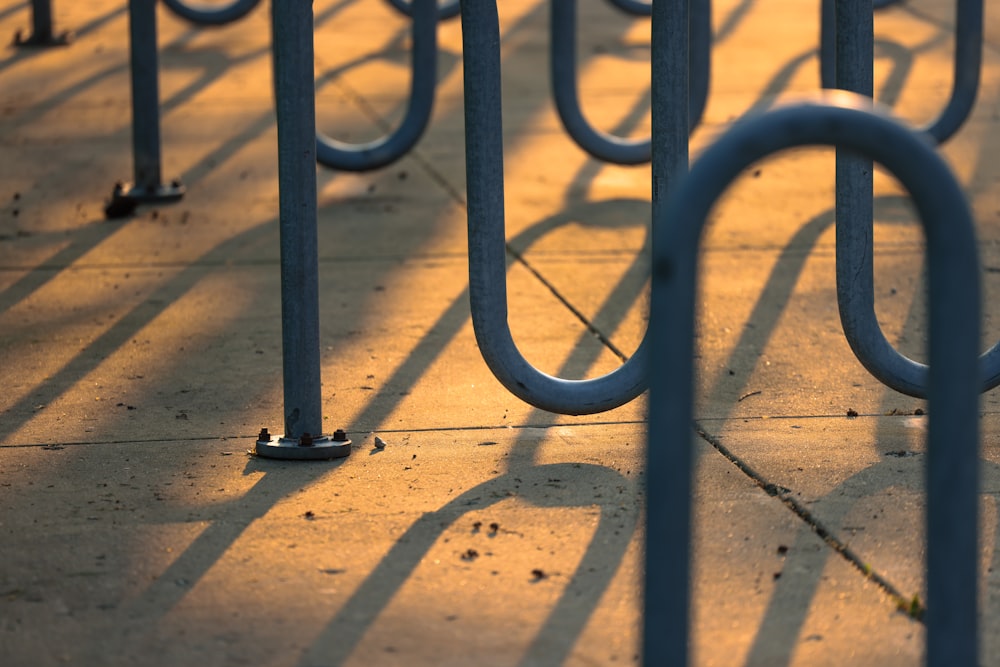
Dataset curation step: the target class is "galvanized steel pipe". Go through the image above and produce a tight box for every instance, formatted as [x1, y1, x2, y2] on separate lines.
[647, 94, 980, 667]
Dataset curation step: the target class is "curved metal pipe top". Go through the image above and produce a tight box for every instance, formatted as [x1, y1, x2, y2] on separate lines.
[383, 0, 461, 20]
[315, 0, 438, 171]
[160, 0, 261, 26]
[605, 0, 652, 17]
[647, 92, 980, 667]
[550, 0, 710, 165]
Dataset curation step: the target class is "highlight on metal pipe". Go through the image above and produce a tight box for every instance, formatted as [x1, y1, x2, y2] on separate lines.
[256, 0, 351, 460]
[383, 0, 461, 21]
[160, 0, 261, 26]
[646, 92, 980, 667]
[833, 0, 1000, 397]
[549, 0, 710, 165]
[819, 0, 982, 144]
[13, 0, 72, 47]
[458, 0, 689, 415]
[315, 0, 438, 171]
[105, 0, 185, 219]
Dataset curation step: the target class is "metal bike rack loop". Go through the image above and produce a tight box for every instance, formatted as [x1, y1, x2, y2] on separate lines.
[161, 0, 261, 26]
[256, 0, 351, 460]
[315, 0, 438, 171]
[820, 0, 982, 144]
[833, 0, 1000, 397]
[384, 0, 461, 21]
[550, 0, 710, 165]
[13, 0, 72, 47]
[647, 94, 980, 667]
[105, 0, 185, 219]
[459, 0, 690, 415]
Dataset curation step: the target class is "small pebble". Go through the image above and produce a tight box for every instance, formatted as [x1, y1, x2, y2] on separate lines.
[374, 436, 387, 449]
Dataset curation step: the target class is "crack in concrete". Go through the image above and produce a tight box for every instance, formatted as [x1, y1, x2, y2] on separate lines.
[693, 419, 925, 621]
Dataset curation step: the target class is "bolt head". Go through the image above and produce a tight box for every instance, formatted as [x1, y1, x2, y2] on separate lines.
[333, 429, 347, 441]
[299, 433, 314, 447]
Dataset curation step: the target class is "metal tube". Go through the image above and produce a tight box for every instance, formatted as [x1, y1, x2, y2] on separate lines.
[648, 94, 980, 667]
[14, 0, 71, 47]
[459, 0, 690, 415]
[104, 0, 184, 218]
[384, 0, 461, 21]
[129, 0, 164, 191]
[831, 0, 1000, 396]
[315, 0, 437, 171]
[819, 0, 982, 144]
[549, 0, 709, 165]
[272, 0, 323, 441]
[161, 0, 261, 26]
[30, 0, 54, 41]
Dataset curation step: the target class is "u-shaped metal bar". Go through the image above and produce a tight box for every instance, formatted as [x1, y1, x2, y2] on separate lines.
[833, 0, 1000, 397]
[384, 0, 461, 20]
[819, 0, 982, 144]
[604, 0, 653, 17]
[459, 0, 690, 415]
[160, 0, 261, 26]
[550, 0, 710, 165]
[647, 94, 980, 667]
[315, 0, 438, 171]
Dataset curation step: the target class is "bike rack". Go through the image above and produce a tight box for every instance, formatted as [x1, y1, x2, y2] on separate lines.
[646, 94, 981, 667]
[160, 0, 261, 26]
[256, 0, 352, 460]
[104, 0, 185, 219]
[550, 0, 710, 164]
[13, 0, 72, 47]
[315, 0, 439, 172]
[457, 0, 694, 415]
[832, 0, 1000, 397]
[819, 0, 982, 144]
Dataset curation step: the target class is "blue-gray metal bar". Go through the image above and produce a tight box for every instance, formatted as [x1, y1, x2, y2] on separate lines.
[550, 0, 709, 165]
[605, 0, 652, 17]
[257, 0, 350, 460]
[315, 0, 437, 171]
[105, 0, 184, 219]
[647, 93, 980, 667]
[820, 0, 982, 144]
[458, 0, 688, 415]
[833, 0, 1000, 396]
[384, 0, 460, 20]
[14, 0, 71, 47]
[160, 0, 260, 26]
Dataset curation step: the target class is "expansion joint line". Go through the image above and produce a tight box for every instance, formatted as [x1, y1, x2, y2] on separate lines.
[335, 78, 467, 206]
[693, 420, 926, 621]
[504, 244, 630, 363]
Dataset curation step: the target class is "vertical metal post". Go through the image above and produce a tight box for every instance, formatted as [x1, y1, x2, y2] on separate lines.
[255, 0, 350, 460]
[834, 0, 877, 389]
[644, 1, 690, 664]
[105, 0, 184, 219]
[14, 0, 72, 47]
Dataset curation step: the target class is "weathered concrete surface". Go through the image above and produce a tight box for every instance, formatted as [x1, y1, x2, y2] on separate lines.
[1, 0, 999, 665]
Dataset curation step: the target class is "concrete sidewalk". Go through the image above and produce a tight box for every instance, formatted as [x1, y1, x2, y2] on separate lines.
[0, 0, 998, 665]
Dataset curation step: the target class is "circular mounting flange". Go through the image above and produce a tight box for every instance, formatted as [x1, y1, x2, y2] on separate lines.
[255, 433, 352, 461]
[105, 181, 185, 219]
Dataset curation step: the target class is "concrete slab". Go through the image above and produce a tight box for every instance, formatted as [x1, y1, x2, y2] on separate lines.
[0, 0, 999, 664]
[0, 425, 933, 667]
